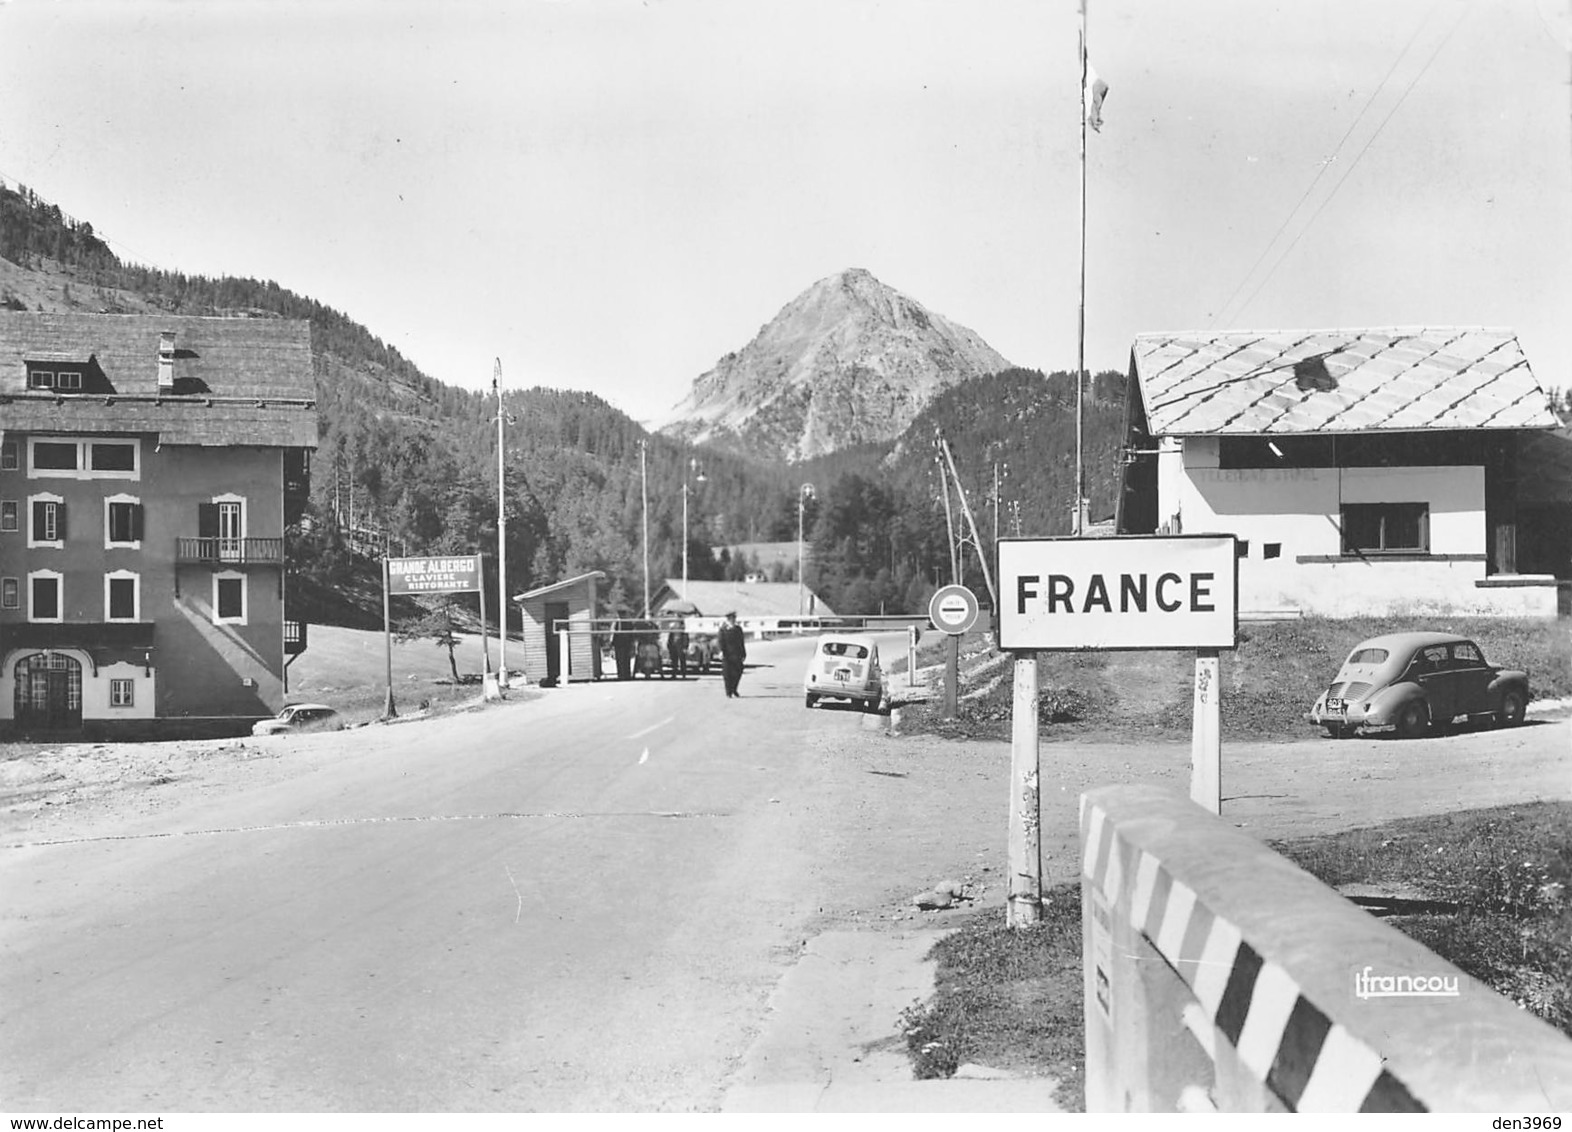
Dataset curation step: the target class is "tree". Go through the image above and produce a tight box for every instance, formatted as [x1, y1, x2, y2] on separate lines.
[396, 603, 466, 682]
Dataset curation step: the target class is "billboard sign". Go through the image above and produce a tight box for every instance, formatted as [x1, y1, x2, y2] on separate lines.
[997, 535, 1237, 651]
[386, 555, 484, 595]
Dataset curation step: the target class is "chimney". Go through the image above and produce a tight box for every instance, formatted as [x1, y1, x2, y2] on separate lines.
[157, 331, 175, 391]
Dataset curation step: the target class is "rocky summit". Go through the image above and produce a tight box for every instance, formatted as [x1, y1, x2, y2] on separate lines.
[660, 268, 1012, 461]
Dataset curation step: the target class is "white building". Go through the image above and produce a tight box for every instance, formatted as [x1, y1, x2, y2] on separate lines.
[1116, 327, 1562, 618]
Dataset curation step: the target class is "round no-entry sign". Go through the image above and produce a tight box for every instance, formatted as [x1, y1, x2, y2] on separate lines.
[929, 584, 980, 636]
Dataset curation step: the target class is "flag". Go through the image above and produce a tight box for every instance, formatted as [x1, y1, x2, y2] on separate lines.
[1084, 60, 1109, 132]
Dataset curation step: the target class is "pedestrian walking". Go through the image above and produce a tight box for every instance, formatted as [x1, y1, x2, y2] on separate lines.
[718, 611, 746, 698]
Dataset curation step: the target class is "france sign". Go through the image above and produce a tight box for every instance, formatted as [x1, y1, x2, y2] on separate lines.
[387, 554, 483, 595]
[997, 535, 1237, 651]
[929, 584, 981, 636]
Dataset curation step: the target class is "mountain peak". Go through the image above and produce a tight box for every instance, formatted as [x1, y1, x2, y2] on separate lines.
[662, 271, 1012, 461]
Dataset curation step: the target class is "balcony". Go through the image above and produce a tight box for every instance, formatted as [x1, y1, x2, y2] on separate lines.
[284, 619, 308, 656]
[176, 537, 285, 565]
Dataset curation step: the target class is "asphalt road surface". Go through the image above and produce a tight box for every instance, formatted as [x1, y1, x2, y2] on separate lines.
[0, 633, 908, 1113]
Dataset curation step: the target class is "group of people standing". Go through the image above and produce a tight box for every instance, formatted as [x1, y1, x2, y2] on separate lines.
[613, 612, 747, 696]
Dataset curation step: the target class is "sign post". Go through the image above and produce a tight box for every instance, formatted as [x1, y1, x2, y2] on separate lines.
[996, 534, 1238, 920]
[383, 555, 489, 713]
[928, 584, 980, 719]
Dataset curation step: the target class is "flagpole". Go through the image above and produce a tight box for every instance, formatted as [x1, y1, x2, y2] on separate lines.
[1076, 0, 1089, 538]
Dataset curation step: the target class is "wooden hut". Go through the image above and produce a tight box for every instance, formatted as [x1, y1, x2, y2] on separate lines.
[514, 572, 605, 685]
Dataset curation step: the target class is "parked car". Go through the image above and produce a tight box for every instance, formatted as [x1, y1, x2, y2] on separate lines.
[253, 703, 342, 736]
[1309, 631, 1529, 739]
[687, 632, 718, 674]
[804, 632, 885, 712]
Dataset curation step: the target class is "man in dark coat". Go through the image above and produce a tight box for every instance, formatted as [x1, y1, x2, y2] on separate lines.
[718, 611, 746, 698]
[666, 623, 690, 679]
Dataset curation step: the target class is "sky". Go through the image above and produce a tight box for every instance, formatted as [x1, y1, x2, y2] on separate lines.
[1, 0, 1568, 425]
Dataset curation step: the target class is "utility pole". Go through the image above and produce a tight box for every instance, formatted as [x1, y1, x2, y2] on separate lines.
[494, 359, 508, 688]
[683, 457, 705, 601]
[935, 452, 959, 585]
[641, 439, 650, 618]
[939, 434, 996, 611]
[797, 483, 815, 614]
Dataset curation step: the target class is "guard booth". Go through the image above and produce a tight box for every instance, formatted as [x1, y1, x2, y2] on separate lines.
[514, 572, 605, 686]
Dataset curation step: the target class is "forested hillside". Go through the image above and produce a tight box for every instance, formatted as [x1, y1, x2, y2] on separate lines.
[0, 180, 1130, 620]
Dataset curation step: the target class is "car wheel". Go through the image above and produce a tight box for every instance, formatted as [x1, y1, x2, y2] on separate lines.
[1395, 701, 1429, 739]
[805, 693, 818, 709]
[1498, 689, 1526, 727]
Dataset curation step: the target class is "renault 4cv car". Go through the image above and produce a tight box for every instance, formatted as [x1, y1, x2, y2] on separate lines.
[804, 633, 885, 712]
[1309, 631, 1529, 739]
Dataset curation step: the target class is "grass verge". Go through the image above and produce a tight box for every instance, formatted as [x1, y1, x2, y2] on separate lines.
[902, 805, 1571, 1105]
[899, 615, 1569, 742]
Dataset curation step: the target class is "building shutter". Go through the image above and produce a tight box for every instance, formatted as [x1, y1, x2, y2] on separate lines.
[56, 502, 66, 541]
[32, 500, 45, 539]
[131, 503, 144, 542]
[198, 502, 219, 538]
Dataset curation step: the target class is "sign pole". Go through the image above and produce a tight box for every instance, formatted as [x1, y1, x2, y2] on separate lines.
[479, 570, 492, 675]
[1190, 647, 1221, 813]
[1008, 651, 1042, 927]
[382, 556, 397, 719]
[928, 584, 980, 718]
[944, 635, 959, 718]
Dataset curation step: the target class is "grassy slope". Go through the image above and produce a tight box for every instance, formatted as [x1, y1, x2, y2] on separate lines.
[899, 615, 1571, 742]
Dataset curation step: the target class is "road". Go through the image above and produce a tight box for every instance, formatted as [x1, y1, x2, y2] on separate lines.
[2, 629, 1566, 1112]
[0, 633, 908, 1113]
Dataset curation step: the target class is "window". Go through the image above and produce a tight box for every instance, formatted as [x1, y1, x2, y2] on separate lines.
[106, 572, 139, 621]
[1341, 503, 1429, 555]
[200, 495, 246, 559]
[29, 496, 65, 547]
[90, 442, 136, 472]
[56, 370, 82, 391]
[1, 441, 16, 471]
[31, 441, 78, 471]
[1452, 641, 1483, 665]
[110, 679, 135, 708]
[28, 369, 54, 389]
[28, 572, 61, 621]
[0, 501, 16, 532]
[214, 572, 246, 624]
[1263, 543, 1282, 560]
[27, 438, 138, 480]
[106, 498, 143, 546]
[1, 578, 17, 609]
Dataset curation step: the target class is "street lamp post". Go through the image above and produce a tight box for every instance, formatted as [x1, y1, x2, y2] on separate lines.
[797, 483, 815, 615]
[682, 457, 705, 601]
[640, 439, 649, 618]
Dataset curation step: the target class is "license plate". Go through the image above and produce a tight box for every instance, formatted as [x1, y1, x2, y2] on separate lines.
[1325, 697, 1345, 714]
[834, 669, 850, 683]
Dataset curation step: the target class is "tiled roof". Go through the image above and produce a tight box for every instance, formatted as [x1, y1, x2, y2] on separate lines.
[0, 312, 316, 447]
[2, 395, 318, 448]
[1131, 328, 1558, 437]
[653, 579, 837, 619]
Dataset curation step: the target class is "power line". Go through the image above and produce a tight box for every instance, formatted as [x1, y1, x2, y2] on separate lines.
[1227, 4, 1468, 327]
[1208, 6, 1436, 330]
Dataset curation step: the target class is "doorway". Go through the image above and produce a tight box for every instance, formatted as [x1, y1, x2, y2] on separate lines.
[545, 601, 570, 685]
[14, 652, 84, 732]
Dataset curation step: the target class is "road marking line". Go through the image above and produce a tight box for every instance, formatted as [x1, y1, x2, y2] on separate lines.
[504, 863, 522, 924]
[627, 717, 675, 740]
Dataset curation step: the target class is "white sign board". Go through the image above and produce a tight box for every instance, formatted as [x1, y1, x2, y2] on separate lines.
[997, 535, 1237, 651]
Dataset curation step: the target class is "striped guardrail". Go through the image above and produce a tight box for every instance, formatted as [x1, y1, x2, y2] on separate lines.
[1079, 784, 1572, 1113]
